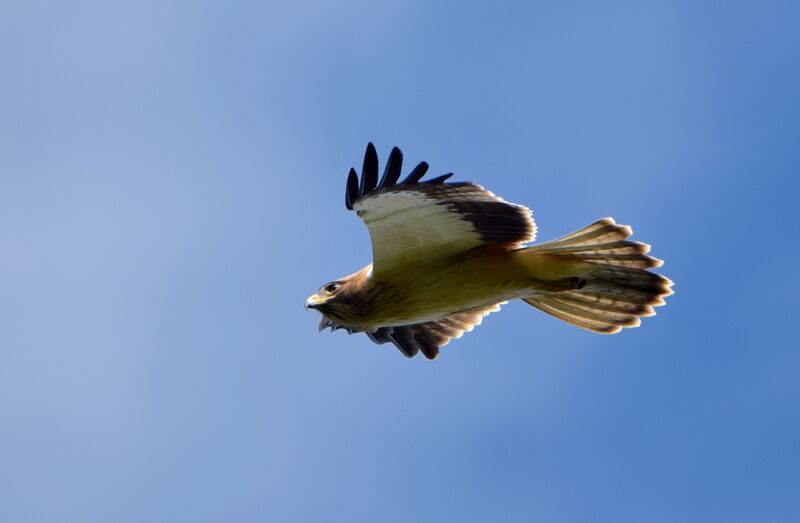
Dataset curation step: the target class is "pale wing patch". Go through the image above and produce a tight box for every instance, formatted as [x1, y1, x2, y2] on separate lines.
[365, 302, 504, 359]
[355, 183, 535, 273]
[344, 144, 536, 274]
[355, 190, 484, 270]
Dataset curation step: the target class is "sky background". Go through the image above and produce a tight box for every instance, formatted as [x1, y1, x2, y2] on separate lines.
[1, 1, 798, 521]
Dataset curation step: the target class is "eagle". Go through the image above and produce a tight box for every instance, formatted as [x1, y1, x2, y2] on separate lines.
[306, 144, 673, 359]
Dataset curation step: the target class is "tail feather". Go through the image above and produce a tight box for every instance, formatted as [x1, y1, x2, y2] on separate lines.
[552, 294, 652, 320]
[527, 217, 662, 270]
[524, 296, 631, 334]
[557, 290, 656, 316]
[523, 217, 673, 334]
[537, 218, 632, 248]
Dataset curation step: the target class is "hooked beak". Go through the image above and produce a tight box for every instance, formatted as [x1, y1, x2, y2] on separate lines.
[307, 295, 338, 332]
[305, 295, 320, 311]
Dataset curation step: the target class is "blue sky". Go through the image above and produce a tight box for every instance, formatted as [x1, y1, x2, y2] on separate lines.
[1, 1, 798, 521]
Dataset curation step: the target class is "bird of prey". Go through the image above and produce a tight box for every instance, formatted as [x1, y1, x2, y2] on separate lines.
[306, 144, 673, 359]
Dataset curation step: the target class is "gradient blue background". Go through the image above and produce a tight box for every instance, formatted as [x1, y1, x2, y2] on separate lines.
[2, 1, 798, 521]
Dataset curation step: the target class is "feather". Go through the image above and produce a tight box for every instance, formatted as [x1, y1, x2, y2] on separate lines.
[345, 168, 359, 210]
[378, 146, 403, 189]
[362, 304, 503, 359]
[423, 173, 454, 184]
[400, 161, 429, 185]
[360, 142, 379, 196]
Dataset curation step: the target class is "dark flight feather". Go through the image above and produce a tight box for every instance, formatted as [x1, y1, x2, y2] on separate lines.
[347, 144, 461, 208]
[366, 329, 394, 345]
[378, 147, 403, 189]
[399, 161, 429, 185]
[360, 142, 379, 196]
[362, 304, 502, 359]
[387, 328, 421, 358]
[423, 173, 454, 184]
[345, 168, 359, 210]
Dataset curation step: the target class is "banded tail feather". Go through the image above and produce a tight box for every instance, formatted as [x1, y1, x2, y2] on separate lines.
[523, 218, 673, 334]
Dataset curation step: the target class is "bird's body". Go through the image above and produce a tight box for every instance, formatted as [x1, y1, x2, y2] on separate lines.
[335, 247, 587, 331]
[369, 246, 527, 326]
[307, 144, 673, 359]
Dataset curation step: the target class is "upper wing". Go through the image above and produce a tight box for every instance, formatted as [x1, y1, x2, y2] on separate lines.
[345, 144, 536, 275]
[365, 303, 504, 359]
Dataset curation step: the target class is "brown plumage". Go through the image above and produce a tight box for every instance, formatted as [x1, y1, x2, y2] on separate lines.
[306, 144, 673, 359]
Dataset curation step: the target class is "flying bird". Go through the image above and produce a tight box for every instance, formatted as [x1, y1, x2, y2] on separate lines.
[306, 144, 673, 359]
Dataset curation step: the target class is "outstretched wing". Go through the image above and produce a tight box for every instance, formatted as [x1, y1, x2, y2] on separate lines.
[346, 144, 536, 275]
[365, 303, 504, 360]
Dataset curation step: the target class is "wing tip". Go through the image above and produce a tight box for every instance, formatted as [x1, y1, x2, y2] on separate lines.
[345, 145, 455, 210]
[345, 168, 359, 210]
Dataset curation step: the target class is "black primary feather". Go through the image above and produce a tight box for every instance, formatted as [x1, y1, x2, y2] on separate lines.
[346, 145, 457, 209]
[378, 147, 403, 189]
[345, 168, 359, 210]
[423, 173, 454, 184]
[400, 161, 429, 185]
[387, 328, 420, 358]
[366, 328, 394, 345]
[360, 142, 379, 196]
[413, 328, 440, 359]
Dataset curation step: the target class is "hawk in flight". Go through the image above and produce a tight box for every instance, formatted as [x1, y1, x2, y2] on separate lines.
[306, 144, 673, 359]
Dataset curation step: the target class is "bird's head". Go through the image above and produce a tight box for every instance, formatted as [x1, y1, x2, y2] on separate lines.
[306, 266, 372, 332]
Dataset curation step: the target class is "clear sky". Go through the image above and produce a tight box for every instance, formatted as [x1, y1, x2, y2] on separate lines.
[1, 1, 798, 521]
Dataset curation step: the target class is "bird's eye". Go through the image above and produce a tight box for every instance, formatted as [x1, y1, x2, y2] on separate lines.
[325, 282, 341, 294]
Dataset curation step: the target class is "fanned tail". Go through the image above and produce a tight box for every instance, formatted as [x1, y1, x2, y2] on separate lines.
[522, 218, 673, 334]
